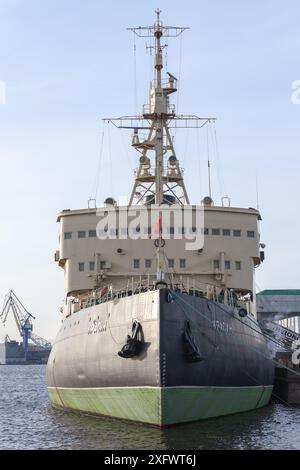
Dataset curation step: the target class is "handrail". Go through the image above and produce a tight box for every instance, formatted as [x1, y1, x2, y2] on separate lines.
[65, 276, 249, 315]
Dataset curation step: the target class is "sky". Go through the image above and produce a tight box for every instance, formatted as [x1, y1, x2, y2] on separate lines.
[0, 0, 299, 341]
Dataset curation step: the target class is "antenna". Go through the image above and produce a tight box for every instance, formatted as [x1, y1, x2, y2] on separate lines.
[156, 7, 161, 23]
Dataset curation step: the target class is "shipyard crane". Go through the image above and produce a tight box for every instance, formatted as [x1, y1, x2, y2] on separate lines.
[0, 290, 51, 359]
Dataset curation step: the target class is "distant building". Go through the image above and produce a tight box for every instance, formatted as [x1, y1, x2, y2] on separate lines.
[257, 290, 300, 333]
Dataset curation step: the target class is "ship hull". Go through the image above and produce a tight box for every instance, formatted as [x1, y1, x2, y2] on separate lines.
[46, 289, 274, 426]
[48, 385, 272, 426]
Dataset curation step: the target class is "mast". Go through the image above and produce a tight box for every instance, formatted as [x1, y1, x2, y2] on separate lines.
[106, 10, 216, 207]
[154, 9, 164, 204]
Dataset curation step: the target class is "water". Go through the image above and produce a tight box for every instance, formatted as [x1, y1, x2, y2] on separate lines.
[0, 365, 299, 450]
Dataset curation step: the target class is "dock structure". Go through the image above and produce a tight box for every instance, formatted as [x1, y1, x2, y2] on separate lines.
[274, 352, 300, 404]
[257, 290, 300, 331]
[256, 290, 300, 404]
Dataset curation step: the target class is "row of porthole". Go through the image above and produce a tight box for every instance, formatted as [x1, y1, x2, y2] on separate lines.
[64, 229, 256, 239]
[214, 260, 242, 271]
[63, 320, 80, 330]
[77, 259, 186, 272]
[77, 259, 242, 272]
[77, 259, 243, 272]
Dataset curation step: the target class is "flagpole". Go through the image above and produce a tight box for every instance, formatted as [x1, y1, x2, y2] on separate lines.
[155, 214, 164, 283]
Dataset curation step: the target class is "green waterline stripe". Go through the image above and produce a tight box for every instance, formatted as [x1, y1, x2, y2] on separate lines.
[48, 385, 273, 425]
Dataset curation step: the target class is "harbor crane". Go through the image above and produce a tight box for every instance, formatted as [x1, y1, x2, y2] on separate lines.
[0, 290, 51, 359]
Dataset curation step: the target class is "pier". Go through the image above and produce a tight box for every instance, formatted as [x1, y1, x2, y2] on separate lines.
[274, 352, 300, 404]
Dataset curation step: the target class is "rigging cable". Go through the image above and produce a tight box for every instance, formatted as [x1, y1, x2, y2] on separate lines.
[176, 33, 183, 116]
[196, 127, 203, 200]
[181, 128, 190, 167]
[120, 128, 135, 185]
[133, 33, 138, 115]
[206, 125, 212, 198]
[165, 36, 168, 73]
[91, 120, 105, 202]
[174, 33, 183, 141]
[212, 122, 227, 200]
[107, 122, 114, 197]
[147, 35, 153, 92]
[210, 123, 221, 201]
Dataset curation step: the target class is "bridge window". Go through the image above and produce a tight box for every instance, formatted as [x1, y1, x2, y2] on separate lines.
[180, 259, 186, 269]
[79, 263, 85, 272]
[235, 261, 241, 270]
[64, 232, 72, 240]
[213, 260, 220, 269]
[89, 262, 95, 271]
[133, 259, 140, 269]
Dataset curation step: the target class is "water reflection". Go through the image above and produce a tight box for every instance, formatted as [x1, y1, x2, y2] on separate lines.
[47, 402, 299, 450]
[0, 366, 299, 450]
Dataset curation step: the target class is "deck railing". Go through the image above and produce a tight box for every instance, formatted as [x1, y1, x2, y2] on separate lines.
[65, 277, 249, 316]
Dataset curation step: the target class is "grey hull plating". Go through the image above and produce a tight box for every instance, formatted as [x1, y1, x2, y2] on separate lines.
[160, 290, 274, 388]
[46, 289, 274, 425]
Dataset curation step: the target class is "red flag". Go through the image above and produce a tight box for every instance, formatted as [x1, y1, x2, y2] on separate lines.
[154, 216, 162, 235]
